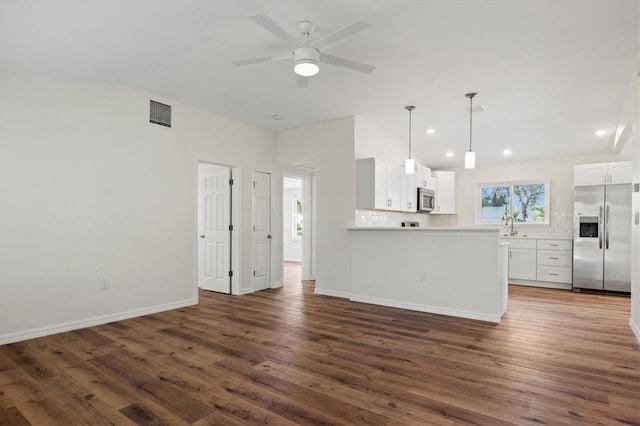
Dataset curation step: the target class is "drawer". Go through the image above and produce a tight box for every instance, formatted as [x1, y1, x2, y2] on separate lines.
[537, 265, 572, 283]
[537, 239, 572, 251]
[537, 250, 572, 267]
[509, 239, 537, 249]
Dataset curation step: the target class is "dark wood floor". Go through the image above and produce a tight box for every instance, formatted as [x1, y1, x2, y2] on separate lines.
[1, 262, 638, 425]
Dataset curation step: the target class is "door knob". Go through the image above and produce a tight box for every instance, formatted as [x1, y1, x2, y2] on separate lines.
[267, 234, 272, 239]
[199, 235, 205, 239]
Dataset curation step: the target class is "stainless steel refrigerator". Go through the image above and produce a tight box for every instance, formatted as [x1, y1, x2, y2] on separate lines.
[573, 184, 631, 293]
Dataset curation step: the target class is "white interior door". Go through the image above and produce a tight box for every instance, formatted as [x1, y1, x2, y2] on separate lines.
[198, 164, 230, 293]
[252, 171, 271, 291]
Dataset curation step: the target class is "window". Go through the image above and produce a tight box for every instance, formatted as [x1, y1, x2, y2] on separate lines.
[293, 195, 303, 238]
[478, 181, 548, 224]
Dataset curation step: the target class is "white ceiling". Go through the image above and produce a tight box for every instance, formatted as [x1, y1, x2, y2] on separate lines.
[1, 0, 638, 168]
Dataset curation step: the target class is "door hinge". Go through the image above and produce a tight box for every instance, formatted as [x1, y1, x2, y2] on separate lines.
[253, 270, 256, 276]
[229, 270, 233, 277]
[229, 178, 234, 186]
[229, 224, 233, 231]
[253, 181, 256, 188]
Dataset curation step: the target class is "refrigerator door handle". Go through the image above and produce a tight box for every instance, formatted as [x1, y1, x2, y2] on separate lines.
[605, 204, 610, 249]
[598, 205, 603, 249]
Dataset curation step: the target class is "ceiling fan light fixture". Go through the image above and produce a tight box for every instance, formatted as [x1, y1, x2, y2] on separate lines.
[293, 47, 320, 76]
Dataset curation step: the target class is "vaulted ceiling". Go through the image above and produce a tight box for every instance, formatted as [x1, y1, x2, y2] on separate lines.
[1, 0, 638, 168]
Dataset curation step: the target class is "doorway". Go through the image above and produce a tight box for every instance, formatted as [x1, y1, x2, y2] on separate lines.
[197, 162, 232, 294]
[282, 173, 315, 284]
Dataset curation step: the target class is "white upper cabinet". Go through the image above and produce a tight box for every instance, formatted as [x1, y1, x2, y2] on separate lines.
[415, 165, 432, 188]
[403, 170, 417, 212]
[356, 158, 407, 211]
[356, 157, 426, 212]
[574, 161, 631, 186]
[432, 170, 457, 214]
[608, 161, 632, 184]
[356, 157, 388, 210]
[386, 164, 402, 211]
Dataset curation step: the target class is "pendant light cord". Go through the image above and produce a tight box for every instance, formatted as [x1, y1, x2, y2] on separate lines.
[468, 95, 473, 152]
[465, 92, 477, 152]
[405, 105, 415, 159]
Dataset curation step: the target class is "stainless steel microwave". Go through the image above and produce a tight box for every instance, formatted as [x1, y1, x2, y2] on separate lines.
[417, 187, 435, 213]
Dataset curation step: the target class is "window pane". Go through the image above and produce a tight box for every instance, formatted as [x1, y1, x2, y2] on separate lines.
[481, 186, 510, 221]
[513, 184, 545, 222]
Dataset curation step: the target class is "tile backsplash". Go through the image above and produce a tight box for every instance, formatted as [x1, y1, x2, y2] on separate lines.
[355, 209, 429, 227]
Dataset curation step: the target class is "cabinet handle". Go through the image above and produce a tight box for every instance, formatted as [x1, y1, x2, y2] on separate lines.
[549, 273, 559, 276]
[550, 244, 559, 247]
[509, 251, 512, 258]
[549, 257, 559, 260]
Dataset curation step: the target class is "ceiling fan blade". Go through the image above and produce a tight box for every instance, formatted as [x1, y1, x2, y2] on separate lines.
[319, 52, 376, 74]
[296, 76, 310, 88]
[312, 19, 371, 50]
[232, 52, 291, 66]
[250, 14, 298, 47]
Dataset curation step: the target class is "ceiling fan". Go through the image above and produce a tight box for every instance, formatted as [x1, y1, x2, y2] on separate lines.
[232, 14, 376, 87]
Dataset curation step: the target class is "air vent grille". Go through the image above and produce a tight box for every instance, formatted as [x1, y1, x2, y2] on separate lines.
[150, 100, 171, 127]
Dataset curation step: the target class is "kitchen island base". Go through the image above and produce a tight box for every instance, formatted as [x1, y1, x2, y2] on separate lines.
[349, 227, 508, 323]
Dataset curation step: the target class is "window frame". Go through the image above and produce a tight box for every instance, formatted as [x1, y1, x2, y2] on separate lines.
[475, 179, 551, 226]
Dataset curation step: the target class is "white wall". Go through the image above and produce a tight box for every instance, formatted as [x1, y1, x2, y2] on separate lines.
[0, 73, 280, 344]
[430, 153, 632, 236]
[283, 186, 302, 262]
[277, 117, 355, 297]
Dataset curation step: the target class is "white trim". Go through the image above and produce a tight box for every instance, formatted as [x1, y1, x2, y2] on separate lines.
[0, 298, 197, 346]
[271, 281, 283, 289]
[350, 294, 501, 323]
[313, 288, 350, 299]
[630, 319, 640, 343]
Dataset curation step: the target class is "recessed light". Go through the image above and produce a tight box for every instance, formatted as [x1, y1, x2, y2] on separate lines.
[272, 114, 285, 120]
[503, 150, 512, 156]
[426, 128, 436, 135]
[445, 151, 454, 157]
[594, 130, 606, 136]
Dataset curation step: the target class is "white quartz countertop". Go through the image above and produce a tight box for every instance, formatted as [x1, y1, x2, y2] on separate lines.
[500, 234, 573, 240]
[348, 226, 502, 232]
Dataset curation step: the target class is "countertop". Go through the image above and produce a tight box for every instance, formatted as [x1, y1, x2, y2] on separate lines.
[500, 234, 573, 240]
[348, 226, 502, 232]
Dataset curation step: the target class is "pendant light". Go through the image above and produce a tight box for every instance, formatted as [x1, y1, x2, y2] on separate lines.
[405, 105, 416, 175]
[465, 92, 477, 169]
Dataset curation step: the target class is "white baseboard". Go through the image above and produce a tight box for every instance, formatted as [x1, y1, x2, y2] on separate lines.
[271, 281, 283, 289]
[314, 287, 350, 299]
[350, 294, 501, 324]
[0, 298, 197, 346]
[630, 319, 640, 343]
[509, 280, 572, 290]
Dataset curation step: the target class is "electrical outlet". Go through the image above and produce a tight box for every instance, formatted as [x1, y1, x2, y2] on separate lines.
[100, 277, 110, 290]
[420, 272, 427, 282]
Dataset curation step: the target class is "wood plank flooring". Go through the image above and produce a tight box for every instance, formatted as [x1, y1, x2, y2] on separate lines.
[1, 262, 638, 425]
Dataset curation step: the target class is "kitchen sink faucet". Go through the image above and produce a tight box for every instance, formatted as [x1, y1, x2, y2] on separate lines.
[505, 215, 517, 236]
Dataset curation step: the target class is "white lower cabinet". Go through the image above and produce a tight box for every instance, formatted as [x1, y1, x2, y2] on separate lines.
[536, 239, 572, 284]
[507, 237, 573, 287]
[508, 240, 537, 280]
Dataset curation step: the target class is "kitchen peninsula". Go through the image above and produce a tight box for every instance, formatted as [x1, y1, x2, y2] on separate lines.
[349, 227, 508, 323]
